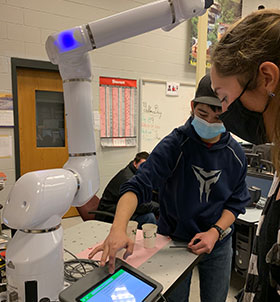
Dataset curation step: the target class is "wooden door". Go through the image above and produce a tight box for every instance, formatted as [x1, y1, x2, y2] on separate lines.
[17, 68, 78, 217]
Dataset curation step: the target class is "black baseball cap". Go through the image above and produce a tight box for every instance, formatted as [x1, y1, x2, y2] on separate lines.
[193, 73, 221, 107]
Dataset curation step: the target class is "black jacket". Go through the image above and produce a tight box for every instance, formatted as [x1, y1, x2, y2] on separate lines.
[96, 161, 159, 222]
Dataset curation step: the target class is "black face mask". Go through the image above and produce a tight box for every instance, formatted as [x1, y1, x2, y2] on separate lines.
[219, 82, 269, 145]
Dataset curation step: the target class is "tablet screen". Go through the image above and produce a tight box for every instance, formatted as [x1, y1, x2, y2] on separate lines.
[77, 267, 155, 302]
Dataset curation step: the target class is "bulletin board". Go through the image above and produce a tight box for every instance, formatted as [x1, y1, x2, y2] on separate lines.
[140, 79, 195, 152]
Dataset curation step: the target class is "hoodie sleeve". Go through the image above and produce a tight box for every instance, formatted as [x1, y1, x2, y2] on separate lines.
[224, 145, 251, 217]
[120, 128, 185, 205]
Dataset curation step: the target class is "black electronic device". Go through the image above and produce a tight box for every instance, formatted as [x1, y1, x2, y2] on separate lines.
[247, 186, 261, 207]
[59, 258, 163, 302]
[245, 171, 273, 208]
[246, 171, 273, 198]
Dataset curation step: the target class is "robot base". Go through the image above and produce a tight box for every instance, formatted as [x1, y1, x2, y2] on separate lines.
[6, 227, 64, 302]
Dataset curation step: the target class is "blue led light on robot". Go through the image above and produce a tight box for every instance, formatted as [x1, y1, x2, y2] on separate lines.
[55, 29, 82, 53]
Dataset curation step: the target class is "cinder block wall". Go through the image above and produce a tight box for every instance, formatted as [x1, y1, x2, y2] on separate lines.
[1, 0, 278, 206]
[0, 0, 196, 205]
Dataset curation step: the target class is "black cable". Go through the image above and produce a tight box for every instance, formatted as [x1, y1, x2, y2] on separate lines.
[64, 248, 99, 283]
[159, 293, 167, 302]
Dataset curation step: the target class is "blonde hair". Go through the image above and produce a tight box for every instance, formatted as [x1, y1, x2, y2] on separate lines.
[211, 9, 280, 174]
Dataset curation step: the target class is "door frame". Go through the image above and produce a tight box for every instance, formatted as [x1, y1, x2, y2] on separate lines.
[11, 58, 59, 180]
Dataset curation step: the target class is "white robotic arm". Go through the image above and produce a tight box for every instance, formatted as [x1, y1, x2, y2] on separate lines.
[46, 0, 212, 79]
[3, 0, 212, 301]
[44, 0, 212, 209]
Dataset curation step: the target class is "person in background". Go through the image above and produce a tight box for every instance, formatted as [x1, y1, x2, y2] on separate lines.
[95, 151, 159, 228]
[89, 74, 250, 302]
[210, 9, 280, 302]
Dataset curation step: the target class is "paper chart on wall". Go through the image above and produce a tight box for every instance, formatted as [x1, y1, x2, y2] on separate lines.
[0, 135, 12, 158]
[99, 77, 138, 147]
[0, 94, 13, 127]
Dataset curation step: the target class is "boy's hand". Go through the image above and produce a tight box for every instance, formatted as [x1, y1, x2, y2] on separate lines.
[88, 227, 134, 274]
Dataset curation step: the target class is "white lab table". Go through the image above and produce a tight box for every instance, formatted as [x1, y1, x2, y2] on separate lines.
[237, 207, 262, 224]
[63, 220, 200, 298]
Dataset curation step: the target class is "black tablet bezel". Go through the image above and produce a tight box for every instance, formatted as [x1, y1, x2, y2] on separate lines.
[76, 265, 156, 301]
[59, 258, 163, 302]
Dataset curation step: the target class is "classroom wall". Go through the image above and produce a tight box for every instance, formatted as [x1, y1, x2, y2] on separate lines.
[0, 0, 196, 205]
[242, 0, 280, 16]
[1, 0, 280, 208]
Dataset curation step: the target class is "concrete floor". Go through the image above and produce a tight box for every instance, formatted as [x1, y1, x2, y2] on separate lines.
[61, 216, 244, 302]
[189, 266, 244, 302]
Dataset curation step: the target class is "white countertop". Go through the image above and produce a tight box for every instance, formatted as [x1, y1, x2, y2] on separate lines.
[237, 207, 263, 224]
[63, 220, 199, 293]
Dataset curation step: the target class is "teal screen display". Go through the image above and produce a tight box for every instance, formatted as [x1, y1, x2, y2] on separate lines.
[78, 268, 154, 302]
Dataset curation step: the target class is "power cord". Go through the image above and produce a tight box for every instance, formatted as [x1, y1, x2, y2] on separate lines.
[0, 252, 98, 302]
[64, 248, 99, 283]
[159, 293, 167, 301]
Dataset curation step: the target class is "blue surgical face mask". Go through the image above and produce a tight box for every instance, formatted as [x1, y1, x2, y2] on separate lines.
[191, 115, 226, 139]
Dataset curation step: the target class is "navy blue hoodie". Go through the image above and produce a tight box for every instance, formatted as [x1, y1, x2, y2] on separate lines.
[120, 117, 250, 244]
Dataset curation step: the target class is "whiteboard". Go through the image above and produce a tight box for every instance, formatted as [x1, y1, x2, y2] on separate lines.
[140, 79, 195, 152]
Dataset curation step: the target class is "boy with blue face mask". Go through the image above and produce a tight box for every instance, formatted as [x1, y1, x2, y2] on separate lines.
[191, 73, 226, 142]
[89, 74, 250, 302]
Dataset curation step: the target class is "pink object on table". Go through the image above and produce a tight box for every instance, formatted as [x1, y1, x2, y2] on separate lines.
[76, 230, 171, 268]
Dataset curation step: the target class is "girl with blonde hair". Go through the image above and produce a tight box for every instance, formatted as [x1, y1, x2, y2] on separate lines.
[211, 9, 280, 302]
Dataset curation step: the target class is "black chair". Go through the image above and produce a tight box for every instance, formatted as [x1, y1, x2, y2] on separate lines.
[76, 195, 115, 222]
[260, 159, 274, 174]
[246, 153, 261, 171]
